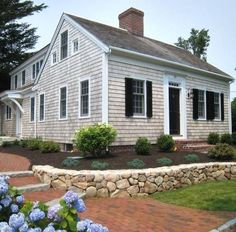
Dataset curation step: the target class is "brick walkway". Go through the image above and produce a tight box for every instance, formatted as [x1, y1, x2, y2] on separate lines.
[0, 152, 30, 171]
[82, 198, 236, 232]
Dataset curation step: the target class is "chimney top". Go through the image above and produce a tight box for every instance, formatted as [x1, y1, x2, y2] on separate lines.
[118, 7, 144, 37]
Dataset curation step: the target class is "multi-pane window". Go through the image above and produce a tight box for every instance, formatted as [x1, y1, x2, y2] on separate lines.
[14, 75, 18, 89]
[32, 64, 36, 79]
[5, 106, 11, 120]
[73, 38, 79, 54]
[22, 70, 26, 86]
[32, 60, 43, 79]
[132, 79, 145, 115]
[198, 90, 206, 119]
[60, 86, 67, 119]
[39, 94, 45, 121]
[80, 80, 89, 117]
[214, 93, 220, 119]
[61, 30, 68, 60]
[30, 97, 35, 122]
[52, 52, 57, 64]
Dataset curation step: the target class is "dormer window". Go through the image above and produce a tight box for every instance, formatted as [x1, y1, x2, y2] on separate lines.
[60, 30, 68, 60]
[73, 38, 79, 54]
[52, 51, 57, 64]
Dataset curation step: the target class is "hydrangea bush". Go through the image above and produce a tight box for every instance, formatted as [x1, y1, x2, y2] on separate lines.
[0, 176, 108, 232]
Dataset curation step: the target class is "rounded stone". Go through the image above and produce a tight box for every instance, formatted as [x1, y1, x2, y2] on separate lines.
[97, 188, 109, 198]
[127, 185, 139, 195]
[105, 174, 119, 182]
[144, 182, 157, 194]
[155, 176, 164, 186]
[138, 175, 146, 182]
[94, 174, 104, 182]
[111, 189, 130, 198]
[86, 186, 97, 197]
[107, 182, 116, 192]
[116, 179, 130, 189]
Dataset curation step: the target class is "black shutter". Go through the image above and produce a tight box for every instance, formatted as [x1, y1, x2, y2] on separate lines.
[206, 91, 214, 120]
[125, 78, 133, 117]
[221, 93, 224, 121]
[193, 89, 199, 120]
[146, 81, 152, 118]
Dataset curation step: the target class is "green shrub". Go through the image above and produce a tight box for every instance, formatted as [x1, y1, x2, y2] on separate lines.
[135, 137, 151, 156]
[74, 123, 117, 157]
[13, 139, 20, 146]
[207, 132, 220, 145]
[91, 161, 109, 170]
[127, 159, 145, 169]
[19, 138, 30, 147]
[156, 157, 173, 166]
[1, 141, 12, 147]
[231, 132, 236, 145]
[62, 158, 80, 167]
[27, 138, 43, 150]
[208, 143, 234, 160]
[39, 141, 60, 153]
[157, 135, 175, 152]
[220, 133, 232, 144]
[184, 154, 199, 163]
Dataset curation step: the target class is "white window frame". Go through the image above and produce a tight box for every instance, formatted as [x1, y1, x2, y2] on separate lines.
[131, 76, 147, 118]
[32, 64, 36, 80]
[59, 85, 68, 120]
[213, 92, 221, 121]
[30, 96, 36, 123]
[72, 38, 79, 55]
[21, 70, 26, 86]
[51, 50, 57, 66]
[39, 93, 45, 122]
[79, 77, 90, 118]
[5, 105, 12, 120]
[14, 75, 18, 89]
[60, 29, 69, 61]
[197, 89, 207, 120]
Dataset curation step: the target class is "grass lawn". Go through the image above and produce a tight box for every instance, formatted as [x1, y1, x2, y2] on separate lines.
[152, 180, 236, 211]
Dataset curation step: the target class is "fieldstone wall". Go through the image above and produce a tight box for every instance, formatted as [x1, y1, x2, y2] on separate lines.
[33, 162, 236, 198]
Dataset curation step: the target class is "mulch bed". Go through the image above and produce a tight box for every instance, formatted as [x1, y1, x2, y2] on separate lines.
[0, 145, 228, 171]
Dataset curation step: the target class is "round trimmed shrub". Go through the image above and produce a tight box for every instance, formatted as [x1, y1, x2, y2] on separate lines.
[157, 135, 175, 152]
[27, 138, 43, 150]
[91, 161, 109, 170]
[184, 154, 199, 163]
[156, 157, 173, 166]
[40, 141, 60, 153]
[74, 123, 117, 157]
[127, 159, 145, 169]
[208, 143, 234, 160]
[135, 137, 151, 156]
[207, 132, 220, 145]
[220, 133, 232, 144]
[62, 158, 80, 167]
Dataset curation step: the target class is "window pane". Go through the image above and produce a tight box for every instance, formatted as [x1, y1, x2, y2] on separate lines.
[80, 80, 89, 116]
[22, 70, 25, 86]
[32, 64, 36, 79]
[31, 97, 35, 122]
[61, 31, 68, 60]
[73, 39, 79, 53]
[198, 90, 205, 118]
[60, 87, 67, 118]
[214, 93, 220, 119]
[132, 80, 144, 115]
[40, 94, 44, 121]
[15, 75, 18, 89]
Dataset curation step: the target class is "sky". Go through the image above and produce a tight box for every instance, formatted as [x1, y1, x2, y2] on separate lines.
[27, 0, 236, 98]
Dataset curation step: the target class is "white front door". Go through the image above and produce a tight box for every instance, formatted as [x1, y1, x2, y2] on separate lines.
[16, 108, 22, 137]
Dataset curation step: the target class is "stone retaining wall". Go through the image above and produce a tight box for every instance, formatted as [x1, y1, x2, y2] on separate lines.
[33, 162, 236, 198]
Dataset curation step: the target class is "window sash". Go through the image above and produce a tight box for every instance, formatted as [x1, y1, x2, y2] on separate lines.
[5, 106, 11, 120]
[214, 93, 220, 119]
[198, 90, 205, 119]
[61, 31, 68, 60]
[73, 39, 79, 53]
[60, 87, 67, 119]
[14, 75, 18, 89]
[22, 70, 25, 86]
[30, 97, 35, 122]
[39, 94, 45, 121]
[52, 52, 57, 64]
[32, 64, 36, 79]
[132, 80, 145, 115]
[80, 80, 89, 117]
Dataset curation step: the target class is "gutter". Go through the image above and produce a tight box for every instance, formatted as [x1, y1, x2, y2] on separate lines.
[109, 46, 234, 81]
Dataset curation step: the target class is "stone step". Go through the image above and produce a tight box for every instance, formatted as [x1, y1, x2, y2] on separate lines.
[9, 176, 40, 187]
[16, 183, 50, 193]
[0, 171, 33, 178]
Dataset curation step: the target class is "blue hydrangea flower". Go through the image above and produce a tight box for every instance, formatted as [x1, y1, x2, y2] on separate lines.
[0, 175, 9, 183]
[0, 222, 13, 232]
[10, 204, 19, 213]
[0, 181, 9, 195]
[27, 228, 42, 232]
[63, 191, 78, 205]
[16, 195, 24, 204]
[8, 212, 25, 229]
[47, 204, 62, 222]
[88, 223, 109, 232]
[29, 208, 45, 222]
[1, 195, 12, 207]
[19, 222, 28, 232]
[43, 225, 56, 232]
[74, 199, 86, 213]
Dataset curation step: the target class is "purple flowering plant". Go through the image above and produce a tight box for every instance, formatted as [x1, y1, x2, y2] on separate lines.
[0, 176, 109, 232]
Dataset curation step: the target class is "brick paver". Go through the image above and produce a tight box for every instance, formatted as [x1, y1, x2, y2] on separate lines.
[9, 176, 40, 187]
[0, 152, 30, 171]
[82, 198, 236, 232]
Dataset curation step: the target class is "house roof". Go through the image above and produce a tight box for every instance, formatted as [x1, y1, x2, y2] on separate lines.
[67, 14, 231, 78]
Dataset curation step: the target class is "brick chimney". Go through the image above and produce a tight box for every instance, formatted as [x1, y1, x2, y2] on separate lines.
[119, 7, 144, 37]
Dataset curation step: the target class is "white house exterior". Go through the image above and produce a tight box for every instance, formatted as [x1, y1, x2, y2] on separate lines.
[0, 8, 233, 147]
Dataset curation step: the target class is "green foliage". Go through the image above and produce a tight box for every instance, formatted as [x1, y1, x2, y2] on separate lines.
[207, 132, 220, 145]
[208, 143, 234, 160]
[39, 141, 60, 153]
[0, 0, 47, 72]
[231, 132, 236, 145]
[184, 154, 199, 163]
[1, 141, 12, 147]
[74, 123, 117, 157]
[175, 28, 210, 61]
[127, 159, 145, 169]
[19, 138, 30, 147]
[13, 139, 20, 146]
[232, 98, 236, 132]
[156, 157, 173, 166]
[220, 133, 232, 144]
[90, 161, 109, 170]
[157, 134, 175, 152]
[135, 137, 151, 156]
[27, 138, 43, 150]
[62, 158, 80, 168]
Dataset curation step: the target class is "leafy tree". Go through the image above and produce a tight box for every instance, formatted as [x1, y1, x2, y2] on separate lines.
[0, 0, 47, 73]
[232, 97, 236, 132]
[175, 28, 210, 61]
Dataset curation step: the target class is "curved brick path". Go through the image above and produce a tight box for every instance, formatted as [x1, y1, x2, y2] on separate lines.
[83, 198, 236, 232]
[0, 152, 30, 171]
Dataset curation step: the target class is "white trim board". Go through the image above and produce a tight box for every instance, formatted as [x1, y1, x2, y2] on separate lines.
[102, 53, 109, 123]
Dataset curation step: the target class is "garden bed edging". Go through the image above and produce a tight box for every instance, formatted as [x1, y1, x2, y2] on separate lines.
[33, 162, 236, 198]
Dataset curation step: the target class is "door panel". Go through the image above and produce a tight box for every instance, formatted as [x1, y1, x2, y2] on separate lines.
[169, 87, 180, 135]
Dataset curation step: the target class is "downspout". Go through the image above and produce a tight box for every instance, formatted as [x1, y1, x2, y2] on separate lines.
[229, 79, 234, 133]
[34, 89, 38, 138]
